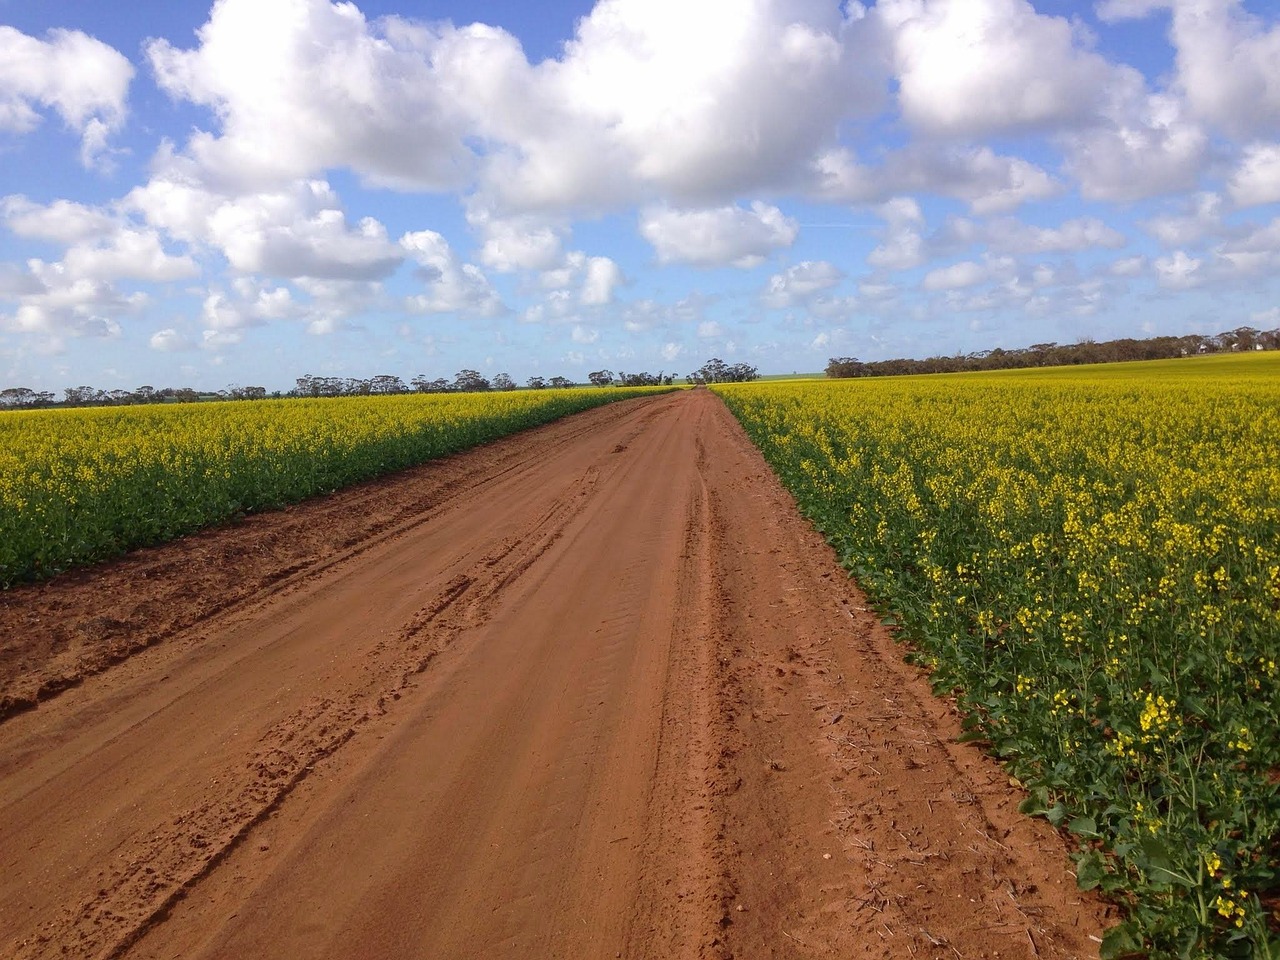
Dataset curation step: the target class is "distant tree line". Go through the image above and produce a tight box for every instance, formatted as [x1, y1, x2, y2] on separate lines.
[826, 326, 1280, 379]
[0, 368, 584, 410]
[686, 358, 760, 384]
[586, 369, 677, 387]
[289, 369, 578, 397]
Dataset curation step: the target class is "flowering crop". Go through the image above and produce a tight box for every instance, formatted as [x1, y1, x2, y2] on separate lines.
[1, 387, 669, 585]
[716, 354, 1280, 958]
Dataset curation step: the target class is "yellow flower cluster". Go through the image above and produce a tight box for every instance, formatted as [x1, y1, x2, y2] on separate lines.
[716, 353, 1279, 952]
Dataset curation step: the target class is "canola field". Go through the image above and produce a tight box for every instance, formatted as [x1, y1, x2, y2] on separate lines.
[0, 387, 668, 586]
[716, 353, 1280, 959]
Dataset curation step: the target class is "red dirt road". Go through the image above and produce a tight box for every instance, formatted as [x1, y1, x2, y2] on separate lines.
[0, 390, 1108, 959]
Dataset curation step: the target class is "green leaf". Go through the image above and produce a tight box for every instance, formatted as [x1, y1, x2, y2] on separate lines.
[1099, 921, 1145, 960]
[1075, 850, 1107, 891]
[1067, 816, 1100, 838]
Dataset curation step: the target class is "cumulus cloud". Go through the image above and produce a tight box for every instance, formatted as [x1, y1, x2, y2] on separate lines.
[145, 0, 883, 213]
[580, 256, 624, 306]
[63, 229, 199, 283]
[1163, 0, 1280, 138]
[400, 230, 503, 316]
[468, 210, 567, 273]
[923, 260, 989, 291]
[867, 197, 926, 271]
[1, 196, 116, 244]
[0, 26, 133, 168]
[146, 0, 473, 191]
[1064, 83, 1208, 202]
[922, 256, 1016, 291]
[1154, 250, 1202, 288]
[5, 260, 141, 338]
[1229, 143, 1280, 207]
[198, 281, 301, 334]
[1110, 255, 1147, 276]
[875, 0, 1114, 137]
[640, 202, 798, 268]
[535, 252, 624, 308]
[761, 260, 844, 308]
[978, 217, 1126, 254]
[811, 144, 1059, 214]
[467, 0, 883, 212]
[130, 176, 402, 281]
[149, 328, 195, 352]
[1142, 193, 1223, 247]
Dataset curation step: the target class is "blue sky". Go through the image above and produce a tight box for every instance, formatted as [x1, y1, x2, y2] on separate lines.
[2, 0, 1279, 392]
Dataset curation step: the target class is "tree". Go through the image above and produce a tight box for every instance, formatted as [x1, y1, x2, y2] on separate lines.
[549, 376, 573, 389]
[527, 376, 547, 390]
[454, 369, 491, 392]
[588, 369, 614, 387]
[492, 372, 516, 391]
[689, 358, 759, 384]
[0, 387, 37, 408]
[370, 375, 407, 394]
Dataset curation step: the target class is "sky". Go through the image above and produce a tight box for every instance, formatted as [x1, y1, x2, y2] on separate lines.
[2, 0, 1280, 393]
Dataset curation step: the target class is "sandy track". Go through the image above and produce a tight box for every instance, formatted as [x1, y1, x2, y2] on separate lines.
[0, 390, 1108, 959]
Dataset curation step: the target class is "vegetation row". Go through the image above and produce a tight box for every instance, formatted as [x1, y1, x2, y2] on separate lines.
[0, 386, 672, 586]
[825, 325, 1278, 380]
[0, 359, 757, 411]
[716, 354, 1280, 959]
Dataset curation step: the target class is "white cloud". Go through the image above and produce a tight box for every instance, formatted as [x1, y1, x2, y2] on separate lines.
[1110, 255, 1147, 276]
[146, 0, 472, 191]
[202, 328, 243, 348]
[1142, 193, 1223, 247]
[697, 320, 725, 339]
[6, 260, 141, 338]
[467, 0, 882, 212]
[811, 145, 1059, 214]
[1154, 250, 1202, 288]
[981, 217, 1126, 254]
[762, 260, 844, 308]
[923, 260, 989, 291]
[580, 256, 623, 306]
[868, 197, 926, 271]
[537, 250, 624, 307]
[146, 0, 882, 213]
[922, 256, 1017, 291]
[876, 0, 1114, 137]
[1229, 143, 1280, 207]
[640, 202, 797, 268]
[0, 26, 133, 167]
[1095, 0, 1169, 21]
[63, 229, 199, 283]
[150, 328, 195, 352]
[468, 210, 567, 273]
[1163, 0, 1280, 138]
[1, 196, 116, 244]
[215, 207, 402, 281]
[131, 176, 402, 281]
[660, 341, 683, 362]
[400, 230, 503, 316]
[1065, 86, 1209, 202]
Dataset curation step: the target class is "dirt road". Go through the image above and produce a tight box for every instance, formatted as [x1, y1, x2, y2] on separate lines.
[0, 390, 1108, 959]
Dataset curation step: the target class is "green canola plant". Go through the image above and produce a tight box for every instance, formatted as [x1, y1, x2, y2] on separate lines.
[717, 354, 1280, 959]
